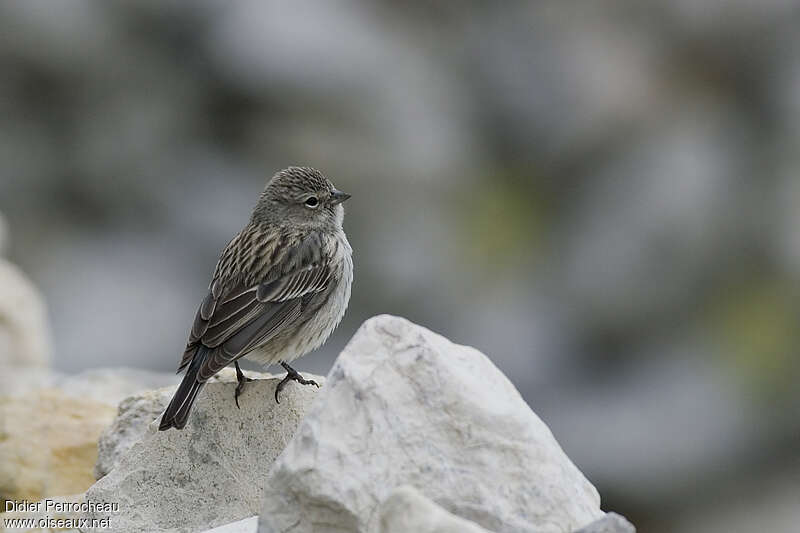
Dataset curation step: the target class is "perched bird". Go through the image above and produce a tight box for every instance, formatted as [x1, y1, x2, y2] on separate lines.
[159, 167, 353, 431]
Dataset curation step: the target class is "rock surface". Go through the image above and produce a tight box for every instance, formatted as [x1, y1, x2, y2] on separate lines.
[0, 365, 178, 504]
[378, 485, 494, 533]
[83, 374, 324, 533]
[58, 367, 178, 406]
[0, 259, 51, 368]
[202, 516, 259, 533]
[574, 513, 636, 533]
[94, 369, 271, 480]
[93, 387, 175, 480]
[0, 389, 117, 502]
[2, 367, 177, 402]
[259, 315, 603, 533]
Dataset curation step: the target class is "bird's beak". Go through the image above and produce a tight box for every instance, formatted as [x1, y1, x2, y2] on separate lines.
[330, 189, 352, 205]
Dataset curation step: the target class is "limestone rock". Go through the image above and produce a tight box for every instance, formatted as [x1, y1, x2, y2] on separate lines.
[574, 513, 636, 533]
[259, 315, 603, 533]
[0, 389, 117, 503]
[0, 366, 177, 505]
[0, 259, 51, 368]
[84, 375, 323, 533]
[1, 367, 54, 396]
[94, 369, 271, 480]
[378, 486, 494, 533]
[59, 367, 178, 406]
[202, 516, 259, 533]
[93, 387, 175, 480]
[2, 367, 177, 403]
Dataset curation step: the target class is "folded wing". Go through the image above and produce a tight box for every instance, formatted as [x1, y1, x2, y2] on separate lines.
[178, 231, 333, 382]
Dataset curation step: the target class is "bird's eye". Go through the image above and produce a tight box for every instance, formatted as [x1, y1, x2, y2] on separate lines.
[304, 196, 319, 208]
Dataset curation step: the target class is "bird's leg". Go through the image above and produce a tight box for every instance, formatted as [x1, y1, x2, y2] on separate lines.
[234, 361, 253, 409]
[275, 361, 319, 403]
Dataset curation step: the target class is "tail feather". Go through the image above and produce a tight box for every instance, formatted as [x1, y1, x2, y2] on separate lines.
[159, 347, 209, 431]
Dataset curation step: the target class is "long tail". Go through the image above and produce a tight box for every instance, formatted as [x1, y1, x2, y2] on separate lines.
[159, 346, 209, 431]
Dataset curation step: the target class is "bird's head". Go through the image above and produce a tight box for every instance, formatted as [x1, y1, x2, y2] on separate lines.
[252, 166, 351, 231]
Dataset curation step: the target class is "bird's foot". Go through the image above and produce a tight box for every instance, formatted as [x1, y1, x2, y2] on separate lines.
[234, 361, 254, 409]
[275, 361, 319, 403]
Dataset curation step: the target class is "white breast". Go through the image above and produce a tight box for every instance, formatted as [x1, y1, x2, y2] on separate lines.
[247, 230, 353, 367]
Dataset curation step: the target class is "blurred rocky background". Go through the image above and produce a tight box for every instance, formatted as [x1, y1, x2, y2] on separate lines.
[0, 1, 799, 531]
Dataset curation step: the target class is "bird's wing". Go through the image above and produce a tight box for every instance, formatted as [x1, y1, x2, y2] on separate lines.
[178, 231, 334, 382]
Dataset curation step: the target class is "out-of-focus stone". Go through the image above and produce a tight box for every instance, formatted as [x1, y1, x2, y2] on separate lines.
[0, 390, 116, 503]
[59, 368, 178, 406]
[574, 513, 636, 533]
[259, 315, 603, 533]
[83, 375, 323, 533]
[0, 365, 177, 507]
[2, 367, 177, 403]
[0, 259, 51, 369]
[378, 486, 495, 533]
[0, 493, 84, 533]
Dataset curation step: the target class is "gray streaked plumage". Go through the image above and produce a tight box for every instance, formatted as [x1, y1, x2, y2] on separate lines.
[159, 166, 353, 430]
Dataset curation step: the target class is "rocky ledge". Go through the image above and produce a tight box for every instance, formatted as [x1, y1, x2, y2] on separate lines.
[2, 315, 635, 533]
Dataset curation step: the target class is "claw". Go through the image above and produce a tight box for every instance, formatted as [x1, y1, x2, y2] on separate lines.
[234, 361, 253, 409]
[275, 361, 319, 403]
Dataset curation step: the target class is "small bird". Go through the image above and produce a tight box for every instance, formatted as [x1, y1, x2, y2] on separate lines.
[159, 167, 353, 431]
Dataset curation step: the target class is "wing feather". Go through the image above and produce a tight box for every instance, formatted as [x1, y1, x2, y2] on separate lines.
[203, 298, 266, 347]
[179, 230, 334, 381]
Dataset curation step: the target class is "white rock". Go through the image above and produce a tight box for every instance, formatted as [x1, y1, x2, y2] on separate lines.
[93, 387, 175, 480]
[0, 367, 176, 504]
[259, 315, 603, 533]
[94, 369, 271, 480]
[83, 374, 324, 533]
[1, 367, 177, 404]
[59, 367, 179, 406]
[378, 486, 494, 533]
[0, 389, 117, 503]
[0, 259, 51, 368]
[574, 513, 636, 533]
[203, 516, 259, 533]
[1, 367, 54, 396]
